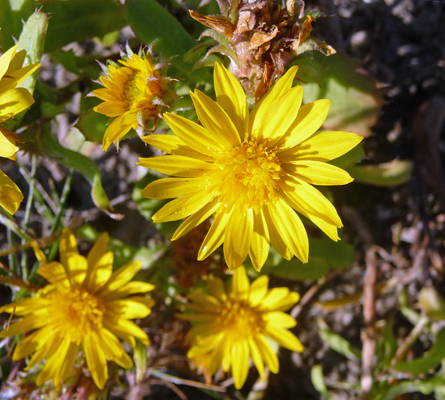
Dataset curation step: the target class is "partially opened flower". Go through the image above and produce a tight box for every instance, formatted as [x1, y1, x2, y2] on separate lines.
[0, 44, 40, 214]
[0, 228, 155, 390]
[178, 266, 302, 389]
[138, 63, 363, 271]
[93, 46, 176, 151]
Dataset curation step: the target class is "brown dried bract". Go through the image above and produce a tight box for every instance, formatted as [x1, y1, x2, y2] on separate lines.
[191, 0, 336, 100]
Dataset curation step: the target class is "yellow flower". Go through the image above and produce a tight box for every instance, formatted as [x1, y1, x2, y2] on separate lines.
[178, 266, 303, 389]
[93, 48, 175, 151]
[0, 44, 40, 214]
[0, 228, 155, 390]
[138, 63, 363, 271]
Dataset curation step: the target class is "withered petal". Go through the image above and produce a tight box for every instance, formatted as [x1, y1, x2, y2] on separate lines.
[190, 10, 235, 40]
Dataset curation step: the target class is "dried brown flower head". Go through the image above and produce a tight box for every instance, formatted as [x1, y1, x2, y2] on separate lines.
[191, 0, 335, 100]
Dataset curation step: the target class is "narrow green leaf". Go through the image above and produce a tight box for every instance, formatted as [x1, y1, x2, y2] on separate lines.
[124, 0, 196, 76]
[0, 0, 33, 50]
[318, 319, 361, 361]
[347, 160, 413, 187]
[395, 328, 445, 375]
[375, 379, 436, 400]
[17, 10, 48, 94]
[311, 365, 334, 400]
[261, 237, 355, 281]
[40, 0, 126, 53]
[42, 125, 114, 214]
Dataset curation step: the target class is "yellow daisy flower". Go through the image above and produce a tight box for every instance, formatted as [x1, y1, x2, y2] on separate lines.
[0, 44, 40, 214]
[178, 266, 303, 389]
[0, 228, 155, 390]
[138, 63, 363, 271]
[93, 48, 175, 151]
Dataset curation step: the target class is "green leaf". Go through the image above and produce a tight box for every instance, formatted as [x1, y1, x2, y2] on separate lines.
[75, 110, 109, 143]
[124, 0, 207, 81]
[299, 52, 382, 138]
[50, 49, 101, 79]
[395, 328, 445, 375]
[17, 10, 48, 94]
[329, 144, 365, 169]
[318, 319, 361, 361]
[347, 160, 413, 187]
[0, 0, 33, 50]
[134, 340, 148, 383]
[311, 365, 334, 400]
[418, 286, 445, 322]
[375, 379, 437, 400]
[262, 237, 355, 281]
[42, 124, 114, 214]
[40, 0, 126, 53]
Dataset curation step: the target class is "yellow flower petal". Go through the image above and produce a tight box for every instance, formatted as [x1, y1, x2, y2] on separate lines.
[152, 191, 215, 223]
[94, 101, 127, 117]
[198, 210, 230, 260]
[86, 232, 110, 275]
[190, 89, 241, 148]
[209, 339, 226, 375]
[37, 261, 70, 290]
[0, 314, 46, 338]
[66, 253, 88, 286]
[102, 113, 135, 151]
[83, 332, 108, 389]
[54, 340, 78, 387]
[264, 311, 297, 329]
[106, 318, 149, 346]
[141, 177, 204, 199]
[106, 298, 151, 319]
[265, 326, 304, 353]
[280, 175, 342, 227]
[232, 340, 250, 389]
[0, 46, 18, 79]
[285, 160, 354, 186]
[255, 85, 303, 144]
[214, 62, 249, 139]
[232, 266, 250, 297]
[249, 210, 270, 271]
[172, 199, 220, 241]
[164, 112, 223, 155]
[279, 131, 363, 162]
[276, 99, 331, 150]
[260, 287, 290, 310]
[0, 87, 35, 124]
[248, 336, 265, 381]
[249, 275, 269, 307]
[249, 65, 299, 137]
[13, 329, 42, 360]
[268, 199, 308, 263]
[254, 334, 279, 373]
[25, 331, 63, 371]
[188, 333, 222, 358]
[207, 276, 226, 302]
[224, 207, 253, 270]
[188, 292, 221, 311]
[0, 169, 23, 214]
[0, 131, 18, 159]
[98, 261, 142, 294]
[0, 63, 41, 93]
[137, 155, 212, 178]
[98, 328, 133, 369]
[267, 291, 300, 312]
[36, 335, 74, 388]
[59, 227, 79, 268]
[142, 134, 214, 161]
[102, 281, 155, 302]
[262, 206, 293, 260]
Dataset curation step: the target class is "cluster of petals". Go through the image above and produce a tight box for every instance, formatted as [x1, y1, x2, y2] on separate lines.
[0, 228, 154, 390]
[178, 266, 303, 389]
[93, 51, 168, 151]
[0, 44, 40, 214]
[139, 63, 363, 271]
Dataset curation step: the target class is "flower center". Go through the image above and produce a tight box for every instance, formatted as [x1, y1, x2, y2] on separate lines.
[211, 139, 282, 211]
[123, 70, 148, 107]
[49, 289, 104, 343]
[216, 294, 264, 341]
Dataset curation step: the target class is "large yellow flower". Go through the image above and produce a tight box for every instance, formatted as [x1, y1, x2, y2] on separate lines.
[0, 44, 40, 214]
[93, 50, 175, 151]
[138, 63, 363, 271]
[178, 266, 302, 389]
[0, 228, 155, 390]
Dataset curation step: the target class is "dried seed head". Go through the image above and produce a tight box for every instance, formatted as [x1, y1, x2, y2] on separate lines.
[191, 0, 335, 100]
